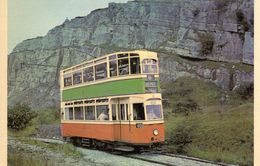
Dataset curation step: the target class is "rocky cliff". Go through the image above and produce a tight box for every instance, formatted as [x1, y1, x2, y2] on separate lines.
[8, 0, 254, 109]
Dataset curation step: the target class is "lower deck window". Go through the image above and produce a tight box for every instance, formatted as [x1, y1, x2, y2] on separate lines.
[133, 103, 145, 120]
[146, 105, 162, 120]
[85, 106, 95, 120]
[65, 107, 73, 120]
[126, 104, 129, 120]
[112, 104, 117, 120]
[97, 105, 109, 120]
[120, 104, 125, 120]
[74, 107, 84, 120]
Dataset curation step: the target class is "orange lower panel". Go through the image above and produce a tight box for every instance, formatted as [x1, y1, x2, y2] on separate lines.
[61, 123, 165, 144]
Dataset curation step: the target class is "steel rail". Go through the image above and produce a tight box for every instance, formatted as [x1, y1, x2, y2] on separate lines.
[27, 137, 235, 166]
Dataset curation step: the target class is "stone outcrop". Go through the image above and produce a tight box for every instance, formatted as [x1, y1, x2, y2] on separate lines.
[8, 0, 254, 109]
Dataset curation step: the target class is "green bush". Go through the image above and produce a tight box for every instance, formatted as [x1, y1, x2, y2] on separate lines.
[198, 32, 214, 55]
[236, 9, 250, 32]
[174, 98, 198, 115]
[192, 8, 200, 17]
[168, 123, 194, 154]
[236, 82, 254, 100]
[8, 103, 37, 130]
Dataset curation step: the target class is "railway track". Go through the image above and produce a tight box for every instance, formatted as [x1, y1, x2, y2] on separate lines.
[123, 152, 230, 166]
[31, 137, 235, 166]
[152, 152, 233, 166]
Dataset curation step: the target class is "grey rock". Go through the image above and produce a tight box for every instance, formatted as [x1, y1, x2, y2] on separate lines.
[232, 70, 254, 90]
[243, 32, 254, 65]
[8, 0, 254, 109]
[213, 67, 231, 91]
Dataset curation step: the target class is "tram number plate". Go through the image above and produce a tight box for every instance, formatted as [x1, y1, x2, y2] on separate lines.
[136, 123, 143, 128]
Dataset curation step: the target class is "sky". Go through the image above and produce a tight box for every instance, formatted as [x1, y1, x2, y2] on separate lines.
[8, 0, 129, 53]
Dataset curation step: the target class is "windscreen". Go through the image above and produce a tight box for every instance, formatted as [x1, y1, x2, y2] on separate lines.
[146, 105, 162, 120]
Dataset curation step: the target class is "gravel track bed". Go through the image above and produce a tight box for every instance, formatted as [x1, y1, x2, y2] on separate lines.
[128, 153, 219, 166]
[8, 138, 161, 166]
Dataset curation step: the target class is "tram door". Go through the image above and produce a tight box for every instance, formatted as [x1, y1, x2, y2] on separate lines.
[111, 98, 131, 142]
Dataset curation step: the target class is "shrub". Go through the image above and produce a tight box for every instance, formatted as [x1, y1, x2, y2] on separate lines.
[168, 123, 194, 154]
[198, 32, 214, 55]
[174, 98, 198, 115]
[192, 9, 200, 17]
[236, 10, 244, 22]
[8, 103, 37, 130]
[236, 82, 254, 100]
[236, 9, 250, 32]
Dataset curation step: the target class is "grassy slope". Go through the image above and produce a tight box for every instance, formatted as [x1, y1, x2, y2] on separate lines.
[163, 77, 253, 165]
[9, 108, 60, 137]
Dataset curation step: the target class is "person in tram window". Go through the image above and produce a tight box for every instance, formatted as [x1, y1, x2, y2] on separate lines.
[98, 109, 109, 120]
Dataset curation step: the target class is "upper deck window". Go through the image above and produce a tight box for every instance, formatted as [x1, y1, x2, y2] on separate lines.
[130, 53, 139, 57]
[73, 71, 82, 85]
[118, 58, 129, 75]
[109, 60, 117, 77]
[64, 75, 72, 87]
[142, 59, 158, 74]
[109, 55, 116, 60]
[146, 105, 162, 120]
[95, 63, 107, 80]
[130, 57, 140, 74]
[118, 53, 128, 58]
[83, 66, 94, 82]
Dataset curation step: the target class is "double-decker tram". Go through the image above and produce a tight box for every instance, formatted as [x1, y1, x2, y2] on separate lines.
[60, 50, 164, 151]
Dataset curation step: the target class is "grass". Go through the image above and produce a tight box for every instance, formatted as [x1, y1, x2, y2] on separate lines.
[8, 107, 84, 164]
[202, 60, 253, 73]
[8, 153, 54, 166]
[8, 138, 83, 166]
[20, 138, 83, 158]
[162, 77, 222, 110]
[163, 77, 253, 165]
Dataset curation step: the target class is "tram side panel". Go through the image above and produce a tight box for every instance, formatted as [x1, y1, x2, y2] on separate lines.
[61, 122, 164, 145]
[61, 123, 115, 141]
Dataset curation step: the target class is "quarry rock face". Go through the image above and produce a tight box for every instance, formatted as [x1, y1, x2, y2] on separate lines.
[8, 0, 254, 109]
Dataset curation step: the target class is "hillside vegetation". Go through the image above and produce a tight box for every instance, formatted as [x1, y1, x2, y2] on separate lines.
[8, 77, 253, 165]
[8, 108, 60, 138]
[162, 77, 253, 165]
